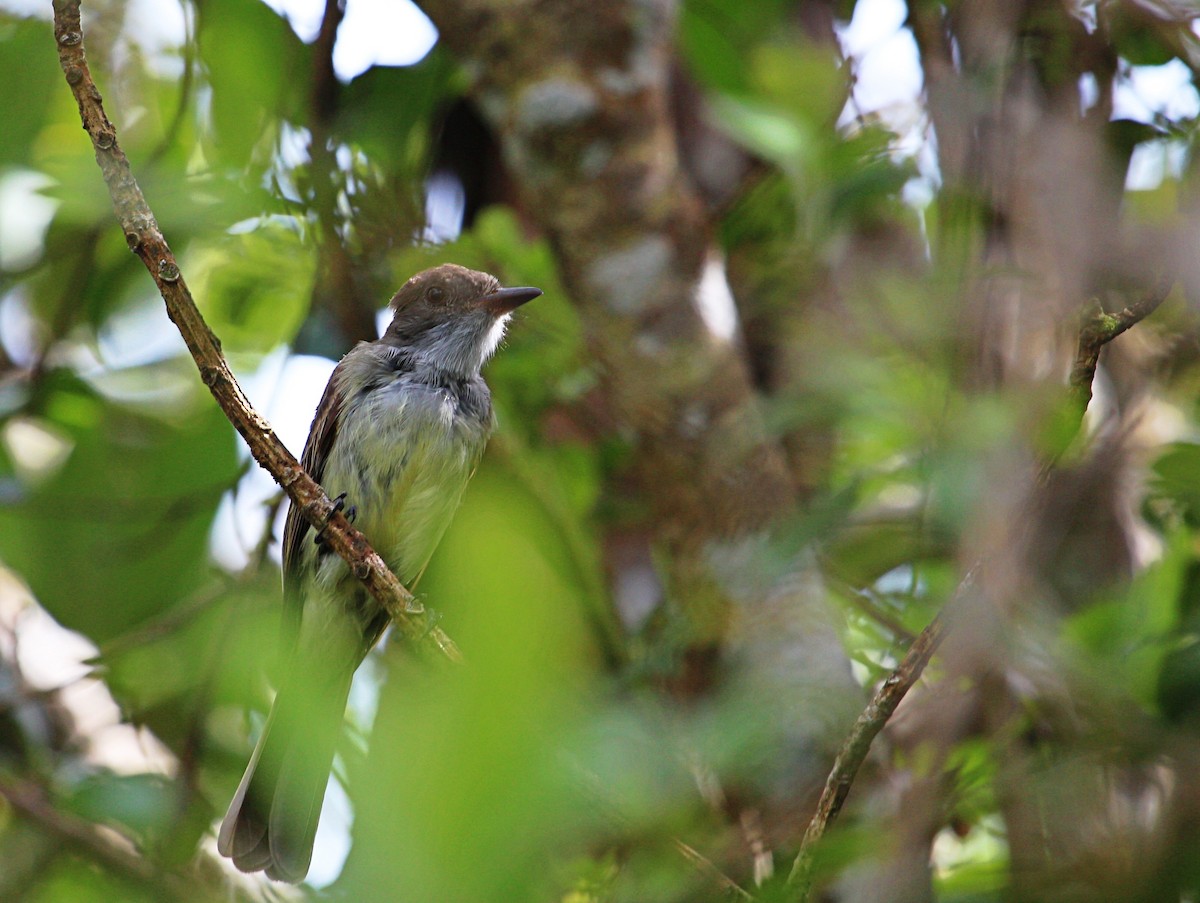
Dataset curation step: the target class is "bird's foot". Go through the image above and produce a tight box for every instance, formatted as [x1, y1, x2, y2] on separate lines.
[314, 492, 356, 550]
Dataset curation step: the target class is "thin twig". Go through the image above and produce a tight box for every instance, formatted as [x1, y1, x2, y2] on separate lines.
[786, 277, 1173, 901]
[50, 0, 460, 664]
[575, 763, 752, 900]
[831, 576, 918, 644]
[673, 838, 754, 901]
[786, 602, 954, 898]
[0, 775, 191, 900]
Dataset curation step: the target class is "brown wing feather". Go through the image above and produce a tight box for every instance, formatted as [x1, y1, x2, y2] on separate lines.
[280, 360, 347, 639]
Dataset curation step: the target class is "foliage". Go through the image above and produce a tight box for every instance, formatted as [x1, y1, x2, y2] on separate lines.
[4, 1, 1200, 902]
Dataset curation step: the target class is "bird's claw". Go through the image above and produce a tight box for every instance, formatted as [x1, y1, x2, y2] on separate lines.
[314, 492, 355, 549]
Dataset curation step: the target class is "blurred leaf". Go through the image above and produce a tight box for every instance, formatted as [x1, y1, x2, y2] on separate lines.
[935, 861, 1008, 902]
[1062, 529, 1187, 709]
[187, 219, 315, 356]
[341, 462, 591, 901]
[1149, 442, 1200, 525]
[710, 94, 813, 171]
[1158, 633, 1200, 723]
[21, 223, 147, 329]
[25, 860, 155, 903]
[829, 128, 914, 224]
[100, 577, 280, 733]
[0, 18, 60, 169]
[827, 521, 934, 587]
[678, 0, 791, 93]
[336, 51, 457, 169]
[721, 170, 797, 247]
[65, 772, 176, 842]
[1110, 14, 1177, 67]
[33, 116, 118, 226]
[751, 42, 847, 127]
[1157, 559, 1200, 721]
[1126, 173, 1181, 225]
[0, 372, 238, 642]
[196, 0, 310, 164]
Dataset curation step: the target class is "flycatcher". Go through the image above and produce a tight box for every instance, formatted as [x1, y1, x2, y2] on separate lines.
[218, 264, 541, 882]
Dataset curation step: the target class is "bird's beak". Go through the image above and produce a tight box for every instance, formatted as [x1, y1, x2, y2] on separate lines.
[477, 285, 542, 315]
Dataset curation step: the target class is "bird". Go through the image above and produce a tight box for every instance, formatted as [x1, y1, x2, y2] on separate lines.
[217, 264, 541, 882]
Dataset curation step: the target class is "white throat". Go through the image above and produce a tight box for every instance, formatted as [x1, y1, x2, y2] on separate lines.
[410, 311, 510, 378]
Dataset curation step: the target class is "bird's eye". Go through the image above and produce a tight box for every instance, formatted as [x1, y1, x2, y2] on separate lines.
[427, 286, 445, 302]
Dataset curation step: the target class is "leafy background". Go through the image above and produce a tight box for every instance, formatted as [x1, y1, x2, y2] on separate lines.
[3, 1, 1200, 902]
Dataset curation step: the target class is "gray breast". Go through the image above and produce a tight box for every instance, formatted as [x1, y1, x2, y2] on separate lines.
[317, 361, 493, 589]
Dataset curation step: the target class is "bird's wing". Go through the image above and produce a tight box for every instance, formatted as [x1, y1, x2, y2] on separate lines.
[280, 358, 347, 641]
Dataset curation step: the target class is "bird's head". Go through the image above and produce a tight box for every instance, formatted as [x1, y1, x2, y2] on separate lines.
[383, 264, 542, 376]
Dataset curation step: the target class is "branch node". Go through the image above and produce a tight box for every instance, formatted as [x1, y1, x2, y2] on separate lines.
[65, 66, 83, 85]
[352, 561, 371, 580]
[157, 259, 180, 283]
[94, 131, 114, 150]
[124, 231, 141, 251]
[58, 30, 81, 46]
[198, 366, 221, 387]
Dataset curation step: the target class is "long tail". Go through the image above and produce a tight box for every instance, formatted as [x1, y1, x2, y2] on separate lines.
[217, 663, 354, 883]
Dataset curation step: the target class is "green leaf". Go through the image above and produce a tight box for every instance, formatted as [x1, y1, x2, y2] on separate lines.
[65, 772, 176, 841]
[1111, 12, 1177, 67]
[196, 0, 310, 164]
[101, 579, 274, 711]
[709, 94, 812, 170]
[678, 0, 791, 92]
[0, 18, 61, 169]
[341, 462, 593, 901]
[1149, 442, 1200, 525]
[1062, 529, 1187, 709]
[24, 859, 156, 903]
[336, 50, 456, 169]
[0, 372, 239, 642]
[186, 219, 315, 356]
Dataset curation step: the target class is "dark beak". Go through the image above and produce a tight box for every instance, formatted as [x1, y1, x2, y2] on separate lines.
[478, 285, 542, 315]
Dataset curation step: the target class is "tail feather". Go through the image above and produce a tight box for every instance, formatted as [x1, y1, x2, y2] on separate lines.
[218, 665, 354, 883]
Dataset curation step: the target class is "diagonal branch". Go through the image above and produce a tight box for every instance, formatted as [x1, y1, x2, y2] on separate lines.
[50, 0, 460, 664]
[0, 775, 205, 901]
[785, 603, 952, 897]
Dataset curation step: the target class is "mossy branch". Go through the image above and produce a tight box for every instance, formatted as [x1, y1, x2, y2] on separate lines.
[1069, 276, 1174, 416]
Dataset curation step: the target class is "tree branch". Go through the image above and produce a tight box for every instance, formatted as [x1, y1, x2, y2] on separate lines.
[50, 0, 460, 664]
[0, 775, 194, 901]
[307, 0, 377, 345]
[1068, 275, 1174, 416]
[785, 601, 952, 898]
[787, 275, 1173, 900]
